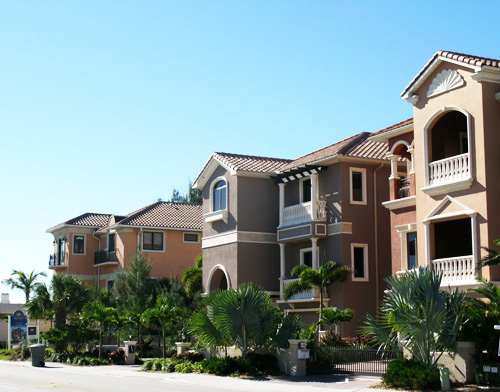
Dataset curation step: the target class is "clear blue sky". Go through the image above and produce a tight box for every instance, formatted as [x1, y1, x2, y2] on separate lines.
[1, 1, 498, 303]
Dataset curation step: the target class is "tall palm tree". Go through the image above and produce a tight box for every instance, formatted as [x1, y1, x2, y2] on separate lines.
[143, 297, 176, 358]
[27, 274, 91, 327]
[318, 307, 355, 333]
[283, 260, 350, 321]
[3, 269, 47, 303]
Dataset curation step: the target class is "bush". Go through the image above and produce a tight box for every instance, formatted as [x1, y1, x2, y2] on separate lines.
[383, 359, 440, 390]
[170, 352, 205, 363]
[44, 351, 108, 366]
[199, 357, 248, 376]
[109, 349, 125, 365]
[319, 332, 346, 347]
[245, 353, 279, 375]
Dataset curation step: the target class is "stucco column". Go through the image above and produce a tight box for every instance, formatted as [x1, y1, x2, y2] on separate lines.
[387, 153, 400, 200]
[311, 173, 318, 220]
[279, 183, 286, 226]
[280, 243, 286, 299]
[311, 238, 318, 270]
[424, 221, 431, 267]
[407, 146, 415, 174]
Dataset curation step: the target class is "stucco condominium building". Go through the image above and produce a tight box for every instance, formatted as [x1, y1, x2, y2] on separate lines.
[369, 50, 500, 290]
[193, 50, 500, 335]
[47, 201, 203, 289]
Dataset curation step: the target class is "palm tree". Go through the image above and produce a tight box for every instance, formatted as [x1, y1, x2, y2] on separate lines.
[143, 297, 176, 358]
[109, 314, 131, 347]
[318, 307, 355, 333]
[182, 254, 203, 298]
[189, 282, 300, 359]
[361, 267, 465, 369]
[126, 311, 145, 355]
[476, 238, 500, 270]
[3, 269, 47, 303]
[27, 274, 91, 327]
[283, 260, 350, 321]
[84, 302, 117, 360]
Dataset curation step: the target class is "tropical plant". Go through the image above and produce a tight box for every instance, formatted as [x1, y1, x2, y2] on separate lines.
[143, 297, 177, 358]
[361, 267, 465, 369]
[83, 302, 117, 360]
[459, 278, 500, 361]
[476, 238, 500, 270]
[41, 315, 98, 353]
[318, 307, 355, 333]
[182, 254, 203, 298]
[189, 282, 301, 359]
[2, 269, 47, 303]
[108, 314, 131, 347]
[283, 259, 350, 321]
[27, 274, 91, 327]
[126, 311, 145, 355]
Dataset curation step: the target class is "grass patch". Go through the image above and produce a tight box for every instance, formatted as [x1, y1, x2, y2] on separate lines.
[0, 349, 17, 360]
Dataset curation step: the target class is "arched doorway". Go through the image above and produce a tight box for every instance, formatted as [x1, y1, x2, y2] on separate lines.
[207, 265, 231, 293]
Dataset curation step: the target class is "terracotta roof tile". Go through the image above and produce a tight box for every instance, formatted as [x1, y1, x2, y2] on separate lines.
[118, 201, 202, 230]
[214, 152, 292, 173]
[402, 50, 500, 98]
[48, 213, 113, 231]
[344, 138, 389, 160]
[369, 118, 413, 138]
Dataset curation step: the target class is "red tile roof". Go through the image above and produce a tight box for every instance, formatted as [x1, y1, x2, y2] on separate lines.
[402, 50, 500, 98]
[213, 152, 292, 173]
[369, 118, 413, 138]
[117, 201, 202, 230]
[48, 213, 113, 231]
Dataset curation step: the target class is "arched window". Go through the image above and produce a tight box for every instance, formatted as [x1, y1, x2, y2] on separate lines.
[213, 180, 227, 211]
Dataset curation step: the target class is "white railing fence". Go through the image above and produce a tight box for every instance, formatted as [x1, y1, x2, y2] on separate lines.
[429, 153, 469, 185]
[282, 278, 319, 300]
[282, 200, 327, 226]
[432, 255, 475, 284]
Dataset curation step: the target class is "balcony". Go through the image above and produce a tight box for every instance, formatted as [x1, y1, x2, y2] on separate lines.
[94, 251, 119, 265]
[432, 255, 475, 286]
[282, 278, 320, 300]
[397, 177, 410, 199]
[429, 153, 469, 186]
[49, 254, 65, 268]
[282, 200, 327, 227]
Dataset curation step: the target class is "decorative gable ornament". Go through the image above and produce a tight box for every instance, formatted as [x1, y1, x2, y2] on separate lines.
[427, 69, 464, 97]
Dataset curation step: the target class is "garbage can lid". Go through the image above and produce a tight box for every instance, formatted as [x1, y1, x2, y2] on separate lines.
[30, 344, 46, 348]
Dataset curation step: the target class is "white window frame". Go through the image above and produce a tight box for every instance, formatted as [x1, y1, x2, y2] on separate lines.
[72, 234, 86, 255]
[351, 243, 369, 282]
[300, 247, 312, 267]
[299, 177, 312, 203]
[142, 231, 165, 252]
[183, 232, 200, 243]
[349, 167, 367, 205]
[205, 176, 228, 223]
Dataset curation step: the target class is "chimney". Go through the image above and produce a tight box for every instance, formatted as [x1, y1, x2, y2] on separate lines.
[1, 293, 10, 303]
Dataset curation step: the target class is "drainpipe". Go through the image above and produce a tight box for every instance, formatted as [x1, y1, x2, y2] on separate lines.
[92, 231, 102, 290]
[373, 164, 384, 309]
[137, 227, 143, 255]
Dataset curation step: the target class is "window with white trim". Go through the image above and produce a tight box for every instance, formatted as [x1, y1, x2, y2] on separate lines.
[350, 167, 366, 205]
[300, 178, 311, 203]
[351, 243, 368, 281]
[300, 247, 313, 268]
[183, 232, 200, 243]
[213, 180, 227, 211]
[407, 232, 417, 270]
[143, 231, 164, 251]
[73, 235, 85, 254]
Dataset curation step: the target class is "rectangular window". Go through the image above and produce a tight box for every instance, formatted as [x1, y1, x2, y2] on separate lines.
[107, 280, 114, 290]
[350, 167, 366, 205]
[183, 232, 200, 243]
[351, 244, 368, 281]
[108, 233, 116, 253]
[302, 250, 313, 268]
[407, 232, 417, 270]
[143, 231, 164, 251]
[300, 178, 311, 203]
[73, 235, 85, 254]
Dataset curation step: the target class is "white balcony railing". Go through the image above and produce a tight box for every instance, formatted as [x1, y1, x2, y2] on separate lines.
[282, 200, 327, 227]
[432, 255, 475, 284]
[429, 153, 469, 186]
[283, 278, 320, 300]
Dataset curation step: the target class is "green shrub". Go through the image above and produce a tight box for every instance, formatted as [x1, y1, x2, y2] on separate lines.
[383, 359, 440, 390]
[174, 362, 195, 373]
[171, 351, 206, 363]
[245, 353, 279, 375]
[200, 357, 248, 376]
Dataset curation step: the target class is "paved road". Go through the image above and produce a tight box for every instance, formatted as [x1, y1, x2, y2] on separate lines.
[0, 360, 390, 392]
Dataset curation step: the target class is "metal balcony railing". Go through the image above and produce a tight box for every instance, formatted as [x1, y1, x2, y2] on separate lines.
[397, 177, 410, 199]
[94, 251, 118, 265]
[49, 254, 64, 267]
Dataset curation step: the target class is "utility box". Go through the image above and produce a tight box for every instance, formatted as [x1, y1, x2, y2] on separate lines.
[123, 341, 137, 365]
[30, 344, 46, 367]
[297, 349, 310, 359]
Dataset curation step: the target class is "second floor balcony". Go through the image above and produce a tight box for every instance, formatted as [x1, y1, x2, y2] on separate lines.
[94, 251, 119, 265]
[432, 255, 476, 286]
[281, 200, 327, 227]
[429, 153, 469, 186]
[282, 278, 321, 300]
[49, 254, 65, 268]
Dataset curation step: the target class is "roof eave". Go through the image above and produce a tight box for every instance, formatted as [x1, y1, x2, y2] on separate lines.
[108, 223, 203, 232]
[192, 154, 236, 190]
[368, 123, 414, 143]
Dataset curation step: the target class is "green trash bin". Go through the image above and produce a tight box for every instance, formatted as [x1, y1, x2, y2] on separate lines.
[30, 344, 46, 367]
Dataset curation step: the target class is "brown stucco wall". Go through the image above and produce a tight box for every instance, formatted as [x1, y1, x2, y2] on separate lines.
[203, 243, 238, 291]
[237, 242, 280, 291]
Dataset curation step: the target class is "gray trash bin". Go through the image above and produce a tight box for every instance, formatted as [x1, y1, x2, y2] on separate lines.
[30, 344, 46, 367]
